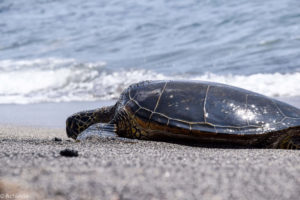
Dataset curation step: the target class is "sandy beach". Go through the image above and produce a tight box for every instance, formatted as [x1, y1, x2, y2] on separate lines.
[1, 98, 300, 200]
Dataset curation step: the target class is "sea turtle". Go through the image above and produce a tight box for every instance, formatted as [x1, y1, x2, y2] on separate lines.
[66, 80, 300, 149]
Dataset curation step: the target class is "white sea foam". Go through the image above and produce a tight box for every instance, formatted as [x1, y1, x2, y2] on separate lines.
[0, 58, 299, 104]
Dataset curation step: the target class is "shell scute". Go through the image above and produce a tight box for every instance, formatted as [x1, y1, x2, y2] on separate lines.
[130, 81, 166, 111]
[155, 81, 207, 122]
[125, 100, 140, 114]
[246, 95, 284, 126]
[166, 119, 191, 134]
[135, 108, 152, 121]
[150, 113, 169, 126]
[273, 100, 300, 118]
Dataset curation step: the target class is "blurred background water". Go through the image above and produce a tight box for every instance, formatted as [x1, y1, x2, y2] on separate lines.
[1, 0, 300, 104]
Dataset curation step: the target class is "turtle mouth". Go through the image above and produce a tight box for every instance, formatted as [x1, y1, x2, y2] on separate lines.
[66, 116, 80, 140]
[66, 126, 78, 140]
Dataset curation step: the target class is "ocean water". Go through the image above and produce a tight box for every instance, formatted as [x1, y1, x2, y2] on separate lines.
[1, 0, 300, 104]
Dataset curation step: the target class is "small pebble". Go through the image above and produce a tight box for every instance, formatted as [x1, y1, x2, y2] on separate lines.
[60, 149, 78, 157]
[54, 137, 62, 142]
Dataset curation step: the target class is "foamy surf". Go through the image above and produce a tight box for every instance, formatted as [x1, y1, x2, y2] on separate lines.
[0, 58, 299, 104]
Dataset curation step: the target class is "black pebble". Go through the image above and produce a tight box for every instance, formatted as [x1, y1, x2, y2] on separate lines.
[54, 137, 62, 142]
[60, 149, 78, 157]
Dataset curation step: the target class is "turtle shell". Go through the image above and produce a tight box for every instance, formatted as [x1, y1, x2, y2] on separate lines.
[121, 80, 300, 136]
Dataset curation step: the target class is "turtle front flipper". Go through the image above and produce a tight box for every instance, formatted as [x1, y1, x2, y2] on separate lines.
[76, 123, 117, 141]
[66, 105, 116, 139]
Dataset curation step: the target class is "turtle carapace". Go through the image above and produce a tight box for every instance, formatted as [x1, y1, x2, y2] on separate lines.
[66, 80, 300, 149]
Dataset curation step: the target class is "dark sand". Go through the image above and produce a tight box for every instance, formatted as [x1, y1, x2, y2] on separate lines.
[1, 98, 300, 200]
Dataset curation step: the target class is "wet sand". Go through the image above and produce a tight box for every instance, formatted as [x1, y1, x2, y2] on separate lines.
[1, 98, 300, 200]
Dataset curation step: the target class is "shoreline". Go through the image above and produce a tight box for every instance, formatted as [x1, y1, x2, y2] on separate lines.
[0, 100, 116, 128]
[0, 96, 299, 129]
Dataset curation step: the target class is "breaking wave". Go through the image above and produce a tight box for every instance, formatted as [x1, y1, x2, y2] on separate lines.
[0, 58, 300, 104]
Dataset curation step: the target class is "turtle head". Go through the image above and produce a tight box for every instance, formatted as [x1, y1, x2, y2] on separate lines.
[66, 111, 96, 140]
[66, 105, 117, 140]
